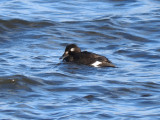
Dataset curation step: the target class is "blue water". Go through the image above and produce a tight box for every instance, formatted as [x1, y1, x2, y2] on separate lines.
[0, 0, 160, 119]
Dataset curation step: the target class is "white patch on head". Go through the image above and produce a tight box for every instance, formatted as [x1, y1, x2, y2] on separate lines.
[65, 51, 68, 54]
[70, 48, 75, 52]
[91, 61, 102, 67]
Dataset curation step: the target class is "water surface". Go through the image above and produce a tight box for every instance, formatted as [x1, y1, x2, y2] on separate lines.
[0, 0, 160, 119]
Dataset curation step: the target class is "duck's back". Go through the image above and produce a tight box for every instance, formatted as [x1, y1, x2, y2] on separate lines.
[72, 51, 115, 67]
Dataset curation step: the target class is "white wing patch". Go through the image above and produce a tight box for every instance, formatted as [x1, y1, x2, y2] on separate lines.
[91, 61, 102, 67]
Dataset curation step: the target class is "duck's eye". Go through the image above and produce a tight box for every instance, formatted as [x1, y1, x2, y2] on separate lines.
[70, 48, 75, 52]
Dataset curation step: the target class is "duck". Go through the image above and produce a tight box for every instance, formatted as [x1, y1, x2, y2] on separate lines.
[60, 44, 115, 67]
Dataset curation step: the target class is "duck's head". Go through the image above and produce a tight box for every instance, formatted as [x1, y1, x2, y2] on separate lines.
[60, 44, 81, 59]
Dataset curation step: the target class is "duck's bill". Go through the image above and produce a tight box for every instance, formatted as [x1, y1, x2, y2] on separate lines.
[59, 52, 68, 59]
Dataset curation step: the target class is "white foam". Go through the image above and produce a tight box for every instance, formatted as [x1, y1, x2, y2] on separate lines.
[91, 61, 102, 67]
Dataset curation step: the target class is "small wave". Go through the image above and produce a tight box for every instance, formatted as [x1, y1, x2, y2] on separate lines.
[0, 75, 43, 91]
[0, 19, 54, 31]
[114, 31, 149, 42]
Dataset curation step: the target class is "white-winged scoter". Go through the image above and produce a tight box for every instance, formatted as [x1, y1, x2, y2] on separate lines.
[60, 44, 115, 67]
